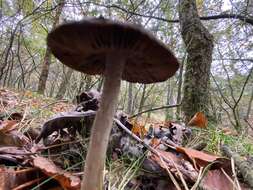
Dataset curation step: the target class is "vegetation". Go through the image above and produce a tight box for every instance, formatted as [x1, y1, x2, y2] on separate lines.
[0, 0, 253, 189]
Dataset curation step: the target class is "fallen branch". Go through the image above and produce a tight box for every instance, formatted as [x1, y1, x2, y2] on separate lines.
[244, 118, 253, 131]
[114, 118, 198, 182]
[221, 145, 253, 188]
[13, 176, 46, 190]
[130, 104, 181, 119]
[80, 2, 253, 26]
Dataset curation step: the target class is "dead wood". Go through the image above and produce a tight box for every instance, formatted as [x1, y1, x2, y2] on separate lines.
[35, 110, 96, 143]
[221, 145, 253, 188]
[114, 118, 198, 182]
[129, 103, 181, 119]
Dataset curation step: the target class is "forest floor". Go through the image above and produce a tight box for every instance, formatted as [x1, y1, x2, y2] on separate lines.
[0, 88, 253, 190]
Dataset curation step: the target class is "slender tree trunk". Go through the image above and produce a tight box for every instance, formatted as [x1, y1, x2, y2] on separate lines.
[179, 0, 214, 122]
[97, 77, 104, 92]
[55, 67, 74, 99]
[127, 82, 133, 114]
[138, 84, 146, 113]
[176, 57, 184, 118]
[85, 75, 92, 91]
[165, 80, 172, 120]
[37, 0, 65, 94]
[246, 86, 253, 119]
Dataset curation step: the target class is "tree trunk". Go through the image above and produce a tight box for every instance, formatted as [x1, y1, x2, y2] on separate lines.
[97, 77, 104, 91]
[165, 80, 172, 120]
[138, 84, 147, 113]
[127, 82, 133, 114]
[55, 67, 74, 99]
[37, 0, 65, 94]
[246, 86, 253, 119]
[85, 75, 92, 91]
[176, 57, 185, 118]
[178, 0, 214, 122]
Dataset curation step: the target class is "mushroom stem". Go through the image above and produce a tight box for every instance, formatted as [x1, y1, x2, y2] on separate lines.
[82, 52, 125, 190]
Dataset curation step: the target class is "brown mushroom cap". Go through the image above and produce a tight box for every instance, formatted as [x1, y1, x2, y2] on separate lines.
[47, 17, 179, 83]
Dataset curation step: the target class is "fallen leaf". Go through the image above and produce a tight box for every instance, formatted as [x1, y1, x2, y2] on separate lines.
[0, 120, 19, 133]
[150, 149, 198, 182]
[0, 130, 30, 147]
[0, 166, 38, 190]
[33, 156, 80, 190]
[176, 146, 228, 168]
[188, 112, 207, 128]
[200, 168, 250, 190]
[150, 138, 161, 147]
[221, 127, 238, 135]
[131, 122, 147, 139]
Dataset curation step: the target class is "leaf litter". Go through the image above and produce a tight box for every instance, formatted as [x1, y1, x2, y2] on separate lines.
[0, 88, 251, 190]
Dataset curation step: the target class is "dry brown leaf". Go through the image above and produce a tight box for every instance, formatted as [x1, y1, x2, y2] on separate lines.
[0, 166, 37, 190]
[176, 146, 227, 168]
[131, 122, 147, 139]
[200, 168, 250, 190]
[33, 156, 80, 190]
[188, 112, 208, 128]
[150, 138, 161, 147]
[151, 149, 182, 166]
[0, 120, 19, 133]
[221, 127, 238, 135]
[0, 89, 18, 110]
[0, 130, 30, 147]
[150, 149, 198, 182]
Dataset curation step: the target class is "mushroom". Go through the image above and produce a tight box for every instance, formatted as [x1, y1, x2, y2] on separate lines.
[47, 17, 179, 190]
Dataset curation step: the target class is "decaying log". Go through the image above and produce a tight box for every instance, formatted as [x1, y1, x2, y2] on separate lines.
[221, 145, 253, 188]
[35, 111, 96, 143]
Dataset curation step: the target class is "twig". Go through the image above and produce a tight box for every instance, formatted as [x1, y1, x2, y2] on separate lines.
[42, 99, 69, 109]
[191, 167, 203, 190]
[158, 154, 182, 190]
[244, 118, 253, 130]
[114, 118, 198, 182]
[231, 158, 242, 190]
[15, 167, 39, 174]
[43, 139, 81, 150]
[221, 145, 253, 188]
[130, 103, 181, 119]
[76, 2, 253, 25]
[221, 168, 238, 190]
[13, 176, 46, 190]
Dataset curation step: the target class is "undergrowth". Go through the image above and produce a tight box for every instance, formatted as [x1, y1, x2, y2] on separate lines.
[189, 122, 253, 156]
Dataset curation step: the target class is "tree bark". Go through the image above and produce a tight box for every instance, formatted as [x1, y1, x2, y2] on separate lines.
[127, 82, 133, 114]
[176, 57, 184, 118]
[55, 67, 74, 99]
[165, 80, 172, 120]
[138, 84, 147, 113]
[179, 0, 214, 122]
[37, 0, 65, 94]
[246, 86, 253, 119]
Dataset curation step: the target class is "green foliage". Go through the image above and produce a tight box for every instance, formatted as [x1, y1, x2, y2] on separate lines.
[107, 154, 145, 190]
[193, 122, 253, 156]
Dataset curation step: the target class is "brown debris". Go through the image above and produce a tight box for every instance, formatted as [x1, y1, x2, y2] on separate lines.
[33, 156, 81, 190]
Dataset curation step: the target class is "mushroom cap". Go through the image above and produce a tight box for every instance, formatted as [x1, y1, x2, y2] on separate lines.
[47, 17, 179, 83]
